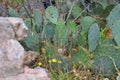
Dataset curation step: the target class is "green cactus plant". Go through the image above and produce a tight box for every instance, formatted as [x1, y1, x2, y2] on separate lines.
[92, 56, 116, 77]
[92, 41, 120, 76]
[54, 22, 69, 47]
[23, 31, 40, 51]
[90, 4, 120, 77]
[88, 23, 100, 52]
[8, 7, 19, 17]
[34, 9, 43, 32]
[70, 46, 89, 66]
[45, 41, 56, 58]
[41, 22, 55, 40]
[81, 16, 94, 35]
[107, 4, 120, 47]
[93, 44, 120, 69]
[45, 6, 58, 24]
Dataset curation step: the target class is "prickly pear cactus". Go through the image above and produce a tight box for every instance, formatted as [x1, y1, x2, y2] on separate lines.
[54, 22, 69, 47]
[107, 4, 120, 47]
[34, 9, 43, 32]
[92, 4, 120, 77]
[41, 22, 55, 40]
[81, 16, 94, 35]
[92, 56, 116, 77]
[45, 42, 56, 58]
[93, 44, 120, 69]
[71, 46, 89, 66]
[45, 6, 58, 24]
[88, 23, 100, 52]
[92, 42, 120, 77]
[8, 8, 19, 17]
[23, 31, 40, 51]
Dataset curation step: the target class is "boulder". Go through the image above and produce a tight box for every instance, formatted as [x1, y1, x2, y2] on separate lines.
[0, 39, 24, 78]
[0, 17, 26, 77]
[0, 17, 50, 80]
[0, 20, 15, 42]
[0, 66, 50, 80]
[6, 17, 28, 41]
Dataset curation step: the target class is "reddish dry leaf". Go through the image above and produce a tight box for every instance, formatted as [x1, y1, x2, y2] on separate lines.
[105, 28, 113, 39]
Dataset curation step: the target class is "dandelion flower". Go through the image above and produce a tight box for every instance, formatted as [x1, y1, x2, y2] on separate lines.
[48, 60, 52, 63]
[58, 60, 62, 64]
[38, 62, 42, 66]
[51, 59, 57, 62]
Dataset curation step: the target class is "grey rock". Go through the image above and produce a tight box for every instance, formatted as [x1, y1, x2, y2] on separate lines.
[0, 20, 15, 42]
[0, 17, 50, 80]
[6, 17, 28, 41]
[0, 66, 50, 80]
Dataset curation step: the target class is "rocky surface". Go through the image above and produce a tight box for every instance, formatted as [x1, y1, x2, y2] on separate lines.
[0, 17, 50, 80]
[0, 39, 24, 78]
[0, 17, 28, 41]
[0, 19, 15, 42]
[0, 66, 50, 80]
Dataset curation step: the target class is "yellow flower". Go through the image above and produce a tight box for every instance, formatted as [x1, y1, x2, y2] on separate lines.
[51, 59, 57, 62]
[38, 62, 42, 66]
[48, 60, 52, 63]
[58, 60, 62, 64]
